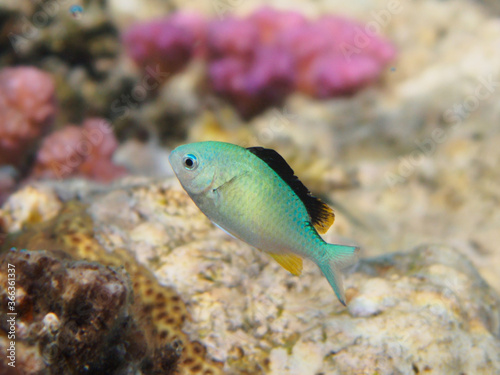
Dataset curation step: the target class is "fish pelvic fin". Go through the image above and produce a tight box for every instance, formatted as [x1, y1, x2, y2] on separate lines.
[269, 253, 303, 276]
[316, 244, 359, 305]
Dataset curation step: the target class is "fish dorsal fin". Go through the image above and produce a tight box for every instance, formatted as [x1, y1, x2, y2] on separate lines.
[268, 253, 303, 276]
[247, 147, 335, 234]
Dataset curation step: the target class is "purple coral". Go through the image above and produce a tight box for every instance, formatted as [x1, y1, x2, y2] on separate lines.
[206, 9, 394, 116]
[0, 67, 56, 166]
[208, 47, 296, 117]
[249, 7, 308, 45]
[123, 7, 395, 118]
[123, 12, 207, 75]
[206, 18, 259, 59]
[281, 15, 396, 97]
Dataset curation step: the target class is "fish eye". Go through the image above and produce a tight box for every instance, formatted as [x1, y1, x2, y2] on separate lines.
[183, 154, 198, 170]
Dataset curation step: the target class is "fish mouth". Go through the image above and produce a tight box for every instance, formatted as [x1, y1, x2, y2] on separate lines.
[168, 149, 179, 174]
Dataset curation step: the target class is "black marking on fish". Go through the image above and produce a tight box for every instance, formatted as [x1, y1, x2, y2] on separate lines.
[246, 147, 335, 233]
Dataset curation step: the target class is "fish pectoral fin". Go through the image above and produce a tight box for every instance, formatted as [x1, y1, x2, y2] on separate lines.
[268, 253, 303, 276]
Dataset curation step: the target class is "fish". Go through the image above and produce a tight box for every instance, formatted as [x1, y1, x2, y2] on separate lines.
[169, 141, 359, 305]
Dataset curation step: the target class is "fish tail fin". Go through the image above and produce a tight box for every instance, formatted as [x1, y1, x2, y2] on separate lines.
[316, 244, 359, 306]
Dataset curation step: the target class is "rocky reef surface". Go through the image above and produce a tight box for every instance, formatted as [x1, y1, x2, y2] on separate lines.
[0, 248, 181, 375]
[1, 178, 499, 374]
[0, 184, 224, 375]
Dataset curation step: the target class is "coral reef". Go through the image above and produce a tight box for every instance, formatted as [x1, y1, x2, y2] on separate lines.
[31, 118, 127, 182]
[281, 14, 395, 97]
[0, 66, 56, 167]
[0, 0, 499, 373]
[124, 12, 207, 76]
[123, 14, 204, 77]
[0, 1, 127, 121]
[2, 179, 499, 374]
[0, 248, 180, 375]
[0, 185, 62, 233]
[0, 192, 224, 375]
[206, 8, 394, 117]
[181, 0, 500, 297]
[123, 7, 395, 118]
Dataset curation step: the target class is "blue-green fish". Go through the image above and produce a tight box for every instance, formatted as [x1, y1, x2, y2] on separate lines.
[169, 141, 358, 305]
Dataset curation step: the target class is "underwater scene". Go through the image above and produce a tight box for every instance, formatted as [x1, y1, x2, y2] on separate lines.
[0, 0, 500, 374]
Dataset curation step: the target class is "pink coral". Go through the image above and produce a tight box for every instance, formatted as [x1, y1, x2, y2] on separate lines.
[123, 7, 395, 118]
[281, 16, 395, 97]
[0, 67, 56, 166]
[123, 13, 207, 75]
[205, 9, 394, 117]
[208, 47, 295, 117]
[169, 12, 208, 57]
[31, 118, 126, 182]
[207, 18, 259, 59]
[249, 7, 308, 45]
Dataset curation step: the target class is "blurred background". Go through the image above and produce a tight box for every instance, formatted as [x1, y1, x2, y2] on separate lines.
[0, 0, 499, 291]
